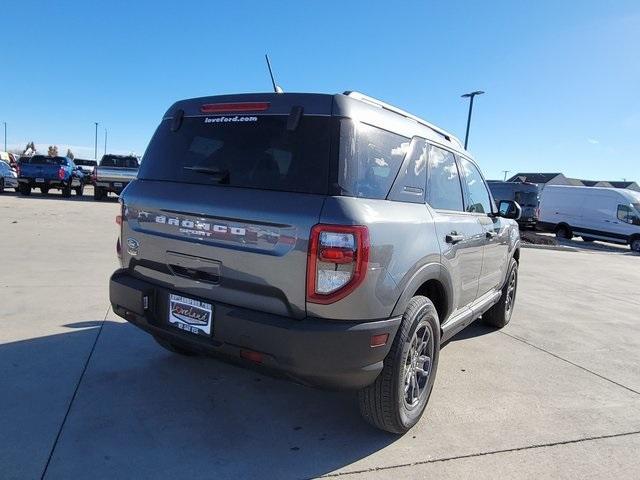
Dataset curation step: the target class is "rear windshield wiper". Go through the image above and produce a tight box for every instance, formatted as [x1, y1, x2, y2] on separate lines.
[183, 166, 230, 183]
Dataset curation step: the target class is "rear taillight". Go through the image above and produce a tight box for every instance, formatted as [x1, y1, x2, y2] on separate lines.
[58, 167, 65, 180]
[306, 225, 369, 304]
[200, 102, 270, 113]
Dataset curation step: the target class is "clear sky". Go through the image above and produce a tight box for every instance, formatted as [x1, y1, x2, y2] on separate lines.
[2, 0, 638, 181]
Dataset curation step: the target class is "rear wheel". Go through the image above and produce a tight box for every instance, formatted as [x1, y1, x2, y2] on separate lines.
[483, 258, 518, 328]
[40, 187, 49, 195]
[555, 224, 572, 240]
[19, 184, 31, 196]
[94, 186, 105, 201]
[631, 237, 640, 253]
[62, 184, 72, 198]
[75, 184, 84, 196]
[358, 296, 440, 434]
[153, 336, 199, 356]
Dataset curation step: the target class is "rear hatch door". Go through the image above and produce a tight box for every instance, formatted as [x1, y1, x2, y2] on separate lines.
[122, 94, 334, 319]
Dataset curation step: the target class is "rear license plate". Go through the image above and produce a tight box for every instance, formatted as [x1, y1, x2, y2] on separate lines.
[96, 182, 109, 187]
[36, 178, 45, 183]
[168, 294, 213, 336]
[113, 182, 123, 188]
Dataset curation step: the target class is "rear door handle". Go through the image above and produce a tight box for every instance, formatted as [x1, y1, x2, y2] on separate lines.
[446, 233, 465, 244]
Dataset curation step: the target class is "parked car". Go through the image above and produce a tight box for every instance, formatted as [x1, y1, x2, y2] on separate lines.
[17, 155, 84, 197]
[73, 158, 98, 183]
[0, 160, 19, 192]
[93, 154, 139, 200]
[487, 181, 539, 228]
[539, 185, 640, 251]
[109, 91, 522, 433]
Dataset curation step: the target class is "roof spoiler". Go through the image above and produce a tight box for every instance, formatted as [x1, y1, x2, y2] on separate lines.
[343, 91, 463, 149]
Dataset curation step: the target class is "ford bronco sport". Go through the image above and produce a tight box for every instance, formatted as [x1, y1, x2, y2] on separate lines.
[109, 91, 521, 433]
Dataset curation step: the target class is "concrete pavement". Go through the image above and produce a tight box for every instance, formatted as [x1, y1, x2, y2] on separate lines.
[1, 190, 639, 479]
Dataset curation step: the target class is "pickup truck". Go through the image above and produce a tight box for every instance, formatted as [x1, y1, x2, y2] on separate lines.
[93, 154, 139, 201]
[73, 158, 98, 184]
[17, 155, 84, 197]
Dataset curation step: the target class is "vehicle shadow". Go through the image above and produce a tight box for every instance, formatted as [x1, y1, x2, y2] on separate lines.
[8, 188, 120, 203]
[443, 320, 496, 346]
[2, 321, 398, 479]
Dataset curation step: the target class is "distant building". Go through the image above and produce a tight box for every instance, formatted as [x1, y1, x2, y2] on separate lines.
[508, 173, 638, 192]
[506, 173, 582, 189]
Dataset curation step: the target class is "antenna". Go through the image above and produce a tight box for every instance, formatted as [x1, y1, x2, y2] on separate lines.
[265, 54, 283, 93]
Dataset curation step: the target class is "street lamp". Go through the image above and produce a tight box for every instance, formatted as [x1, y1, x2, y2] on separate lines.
[104, 128, 108, 156]
[3, 122, 6, 151]
[94, 122, 99, 160]
[461, 90, 485, 149]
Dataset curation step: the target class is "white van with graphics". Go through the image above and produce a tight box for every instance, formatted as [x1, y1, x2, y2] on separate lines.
[539, 185, 640, 252]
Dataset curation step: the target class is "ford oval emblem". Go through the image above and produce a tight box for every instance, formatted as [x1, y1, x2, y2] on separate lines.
[126, 237, 140, 256]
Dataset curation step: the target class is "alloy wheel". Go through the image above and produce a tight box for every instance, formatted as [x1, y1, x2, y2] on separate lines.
[403, 321, 434, 409]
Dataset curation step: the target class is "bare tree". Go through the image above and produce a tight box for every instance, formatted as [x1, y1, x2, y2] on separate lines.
[47, 145, 59, 157]
[66, 148, 75, 159]
[23, 141, 36, 155]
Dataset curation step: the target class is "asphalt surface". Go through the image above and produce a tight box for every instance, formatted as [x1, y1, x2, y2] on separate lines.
[1, 189, 639, 480]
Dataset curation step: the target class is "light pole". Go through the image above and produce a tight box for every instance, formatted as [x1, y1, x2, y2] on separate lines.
[104, 129, 108, 156]
[94, 122, 99, 160]
[502, 170, 510, 181]
[461, 90, 484, 149]
[3, 122, 6, 151]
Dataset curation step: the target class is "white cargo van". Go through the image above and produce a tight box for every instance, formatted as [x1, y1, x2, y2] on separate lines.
[539, 185, 640, 252]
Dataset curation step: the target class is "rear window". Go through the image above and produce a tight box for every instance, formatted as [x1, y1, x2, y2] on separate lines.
[30, 156, 66, 166]
[139, 115, 331, 194]
[100, 155, 139, 168]
[338, 120, 409, 199]
[514, 190, 538, 207]
[75, 159, 97, 166]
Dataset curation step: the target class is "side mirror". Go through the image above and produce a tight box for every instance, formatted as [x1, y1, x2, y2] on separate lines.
[498, 200, 521, 220]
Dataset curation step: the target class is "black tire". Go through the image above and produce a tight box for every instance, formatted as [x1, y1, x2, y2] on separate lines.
[75, 185, 84, 196]
[153, 336, 199, 356]
[581, 236, 595, 242]
[484, 258, 518, 328]
[19, 184, 31, 196]
[0, 178, 4, 193]
[631, 237, 640, 253]
[555, 224, 572, 240]
[62, 184, 72, 198]
[94, 186, 104, 201]
[40, 187, 49, 195]
[358, 296, 440, 434]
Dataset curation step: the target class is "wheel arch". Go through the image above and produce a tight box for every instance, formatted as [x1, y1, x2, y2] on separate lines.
[391, 263, 453, 323]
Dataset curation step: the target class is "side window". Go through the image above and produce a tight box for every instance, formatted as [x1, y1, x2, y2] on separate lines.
[617, 204, 638, 224]
[458, 156, 492, 214]
[388, 137, 427, 203]
[426, 145, 464, 211]
[338, 120, 410, 200]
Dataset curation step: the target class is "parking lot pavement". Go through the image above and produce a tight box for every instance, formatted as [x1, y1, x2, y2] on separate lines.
[1, 192, 639, 479]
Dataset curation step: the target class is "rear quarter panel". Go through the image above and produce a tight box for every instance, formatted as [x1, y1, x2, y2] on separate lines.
[309, 196, 442, 321]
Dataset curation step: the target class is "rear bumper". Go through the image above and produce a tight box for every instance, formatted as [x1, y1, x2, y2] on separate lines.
[109, 270, 401, 390]
[95, 180, 130, 193]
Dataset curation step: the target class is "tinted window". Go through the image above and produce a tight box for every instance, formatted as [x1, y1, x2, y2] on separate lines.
[617, 204, 639, 224]
[30, 156, 66, 166]
[514, 190, 538, 207]
[458, 157, 492, 214]
[338, 120, 409, 199]
[75, 159, 97, 166]
[139, 115, 331, 194]
[101, 155, 139, 168]
[426, 145, 464, 211]
[388, 137, 428, 203]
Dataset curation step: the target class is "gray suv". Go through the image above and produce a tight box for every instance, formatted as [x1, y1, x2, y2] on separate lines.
[109, 91, 521, 433]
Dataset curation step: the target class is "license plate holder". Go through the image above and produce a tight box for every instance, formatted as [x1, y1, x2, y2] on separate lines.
[36, 178, 45, 183]
[113, 182, 123, 188]
[168, 294, 213, 336]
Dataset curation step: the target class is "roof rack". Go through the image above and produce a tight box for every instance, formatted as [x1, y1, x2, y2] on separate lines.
[343, 91, 463, 148]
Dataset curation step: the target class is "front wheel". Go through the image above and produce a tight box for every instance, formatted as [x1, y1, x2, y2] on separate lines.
[94, 186, 105, 201]
[358, 296, 440, 434]
[75, 185, 84, 196]
[484, 258, 518, 328]
[0, 178, 4, 193]
[62, 184, 72, 198]
[631, 238, 640, 253]
[555, 225, 572, 240]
